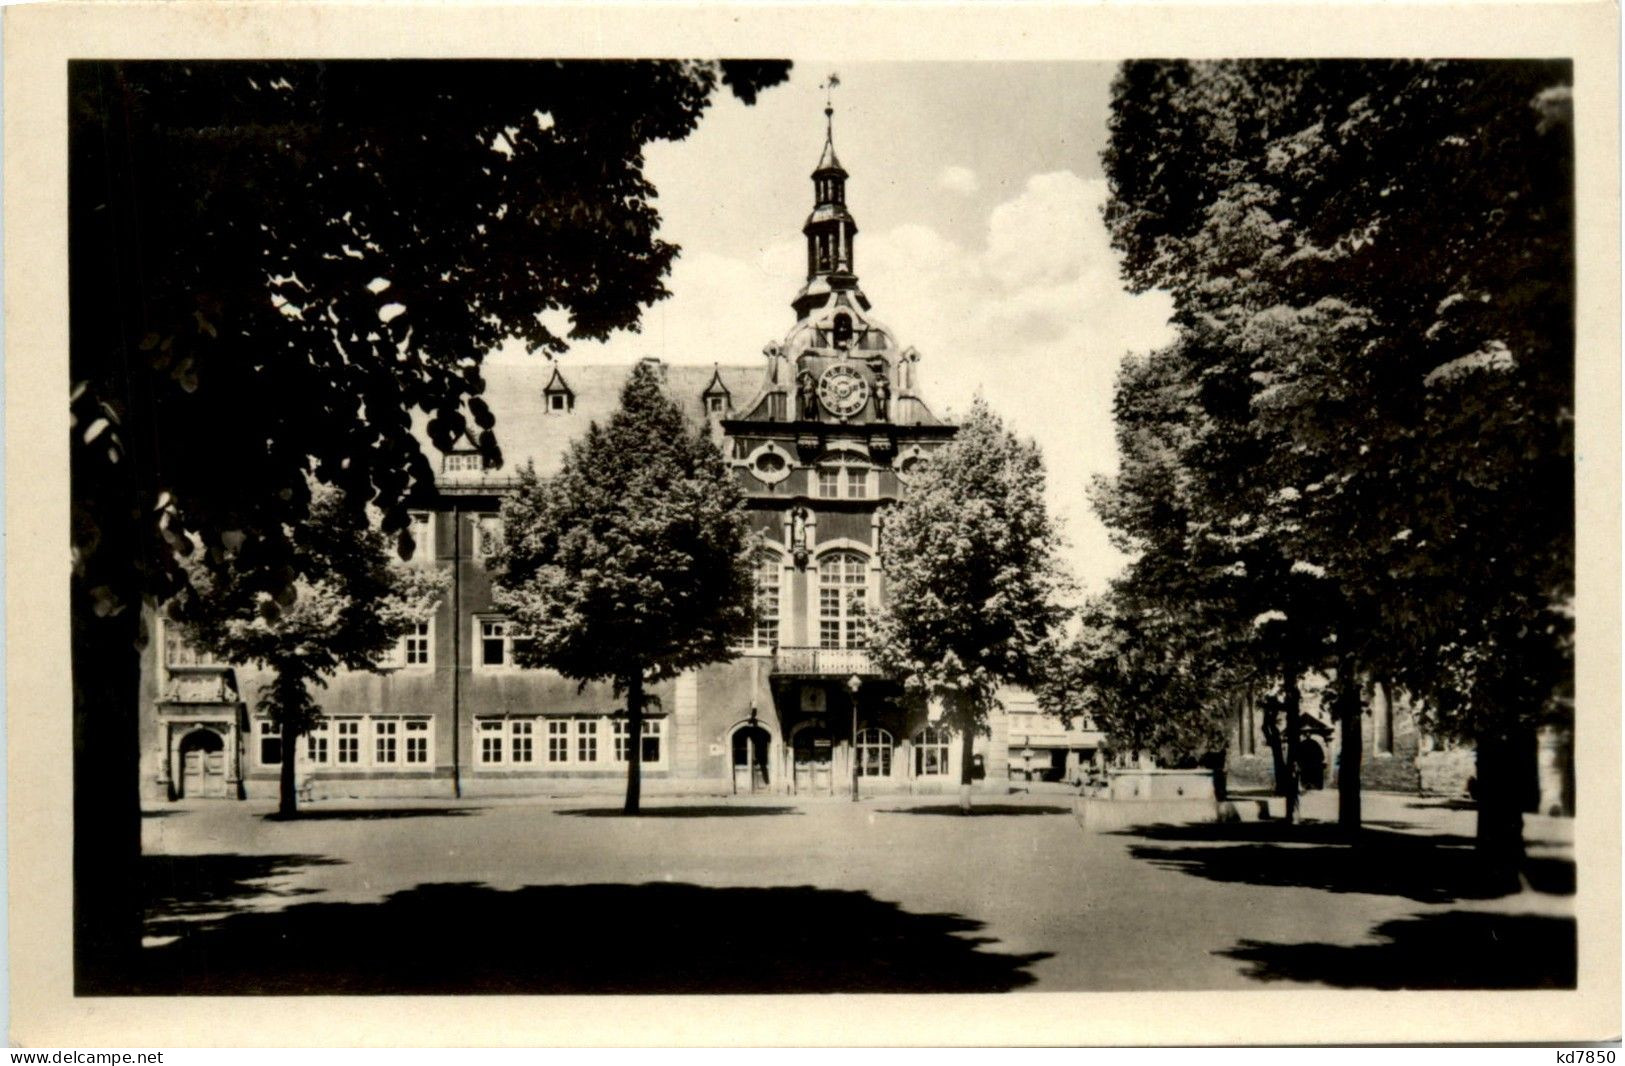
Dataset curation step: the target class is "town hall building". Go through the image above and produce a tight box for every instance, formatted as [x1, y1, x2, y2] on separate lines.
[138, 111, 1106, 803]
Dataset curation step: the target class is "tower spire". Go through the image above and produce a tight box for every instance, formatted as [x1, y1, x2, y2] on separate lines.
[795, 74, 860, 319]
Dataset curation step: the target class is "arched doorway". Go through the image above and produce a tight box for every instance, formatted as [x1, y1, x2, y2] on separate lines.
[792, 725, 833, 794]
[177, 728, 227, 799]
[731, 725, 773, 794]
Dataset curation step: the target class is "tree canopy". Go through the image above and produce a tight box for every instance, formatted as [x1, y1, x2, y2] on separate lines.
[488, 361, 757, 812]
[68, 59, 788, 982]
[1099, 59, 1573, 853]
[870, 397, 1071, 809]
[174, 484, 447, 815]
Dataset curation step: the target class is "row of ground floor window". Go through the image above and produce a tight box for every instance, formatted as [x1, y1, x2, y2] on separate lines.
[155, 709, 1015, 801]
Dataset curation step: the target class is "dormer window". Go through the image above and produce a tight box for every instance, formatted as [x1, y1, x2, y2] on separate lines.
[444, 452, 483, 474]
[543, 366, 574, 414]
[701, 367, 732, 418]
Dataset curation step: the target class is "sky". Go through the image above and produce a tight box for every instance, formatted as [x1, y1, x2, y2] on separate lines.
[492, 61, 1177, 596]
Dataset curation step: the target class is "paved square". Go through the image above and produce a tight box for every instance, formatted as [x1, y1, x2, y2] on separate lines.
[136, 788, 1576, 993]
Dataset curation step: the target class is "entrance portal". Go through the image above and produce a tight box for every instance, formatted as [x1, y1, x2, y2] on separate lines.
[792, 728, 833, 794]
[732, 725, 772, 793]
[177, 728, 227, 799]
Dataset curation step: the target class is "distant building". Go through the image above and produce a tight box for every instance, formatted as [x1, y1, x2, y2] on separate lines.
[1225, 679, 1574, 816]
[140, 112, 1099, 802]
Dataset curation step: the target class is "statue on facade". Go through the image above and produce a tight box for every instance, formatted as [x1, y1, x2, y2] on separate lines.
[790, 505, 811, 568]
[796, 367, 819, 421]
[871, 373, 891, 422]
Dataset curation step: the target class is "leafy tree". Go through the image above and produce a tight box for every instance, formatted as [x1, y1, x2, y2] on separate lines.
[1102, 60, 1572, 873]
[1082, 335, 1345, 821]
[172, 485, 446, 817]
[69, 59, 788, 985]
[870, 397, 1071, 812]
[488, 362, 756, 814]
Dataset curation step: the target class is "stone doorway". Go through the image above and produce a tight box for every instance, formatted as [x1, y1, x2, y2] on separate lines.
[177, 727, 228, 799]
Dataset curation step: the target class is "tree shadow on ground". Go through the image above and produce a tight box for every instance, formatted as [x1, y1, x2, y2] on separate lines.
[557, 806, 801, 818]
[1221, 911, 1576, 989]
[1118, 822, 1574, 903]
[1406, 797, 1477, 812]
[876, 805, 1071, 817]
[264, 807, 483, 822]
[141, 852, 346, 942]
[116, 880, 1049, 995]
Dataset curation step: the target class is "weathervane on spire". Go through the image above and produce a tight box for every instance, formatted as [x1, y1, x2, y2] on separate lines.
[821, 72, 840, 135]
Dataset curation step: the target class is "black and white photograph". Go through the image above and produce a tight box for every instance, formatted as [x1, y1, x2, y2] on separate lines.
[7, 0, 1620, 1050]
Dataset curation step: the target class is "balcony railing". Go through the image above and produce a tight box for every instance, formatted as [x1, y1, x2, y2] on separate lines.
[772, 646, 882, 678]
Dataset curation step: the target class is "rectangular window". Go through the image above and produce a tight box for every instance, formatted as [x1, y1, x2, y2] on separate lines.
[845, 468, 867, 498]
[641, 719, 662, 764]
[480, 619, 509, 668]
[306, 722, 329, 764]
[613, 719, 630, 762]
[577, 719, 599, 763]
[408, 511, 435, 563]
[258, 720, 282, 766]
[752, 554, 780, 650]
[476, 514, 504, 559]
[444, 452, 483, 473]
[374, 719, 398, 764]
[817, 468, 840, 498]
[405, 621, 431, 667]
[548, 392, 568, 412]
[336, 719, 361, 764]
[480, 719, 505, 764]
[548, 720, 570, 763]
[405, 719, 430, 764]
[511, 719, 534, 764]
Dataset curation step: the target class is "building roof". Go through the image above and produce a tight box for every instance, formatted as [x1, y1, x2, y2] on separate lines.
[426, 358, 760, 489]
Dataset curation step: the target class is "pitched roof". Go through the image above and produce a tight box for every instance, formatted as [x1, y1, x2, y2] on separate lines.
[427, 358, 760, 488]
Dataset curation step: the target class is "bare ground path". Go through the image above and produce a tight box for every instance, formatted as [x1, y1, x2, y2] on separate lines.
[127, 788, 1574, 994]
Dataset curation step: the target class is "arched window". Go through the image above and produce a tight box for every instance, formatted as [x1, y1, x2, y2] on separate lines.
[818, 550, 870, 649]
[751, 551, 781, 650]
[914, 726, 950, 777]
[857, 727, 893, 777]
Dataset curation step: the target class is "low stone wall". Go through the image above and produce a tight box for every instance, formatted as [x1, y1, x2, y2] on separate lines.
[1416, 748, 1476, 797]
[1358, 752, 1423, 793]
[1227, 753, 1276, 791]
[1109, 767, 1215, 801]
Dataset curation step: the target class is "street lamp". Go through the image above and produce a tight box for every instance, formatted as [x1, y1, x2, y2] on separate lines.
[847, 674, 862, 802]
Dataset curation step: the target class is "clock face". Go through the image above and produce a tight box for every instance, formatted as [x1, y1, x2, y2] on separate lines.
[817, 364, 870, 418]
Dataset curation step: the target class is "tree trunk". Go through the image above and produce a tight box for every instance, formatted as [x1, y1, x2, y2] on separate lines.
[624, 671, 644, 815]
[72, 596, 144, 993]
[270, 670, 305, 819]
[1281, 664, 1302, 824]
[1335, 659, 1362, 834]
[1261, 696, 1288, 796]
[1475, 726, 1531, 892]
[957, 698, 975, 814]
[278, 726, 298, 818]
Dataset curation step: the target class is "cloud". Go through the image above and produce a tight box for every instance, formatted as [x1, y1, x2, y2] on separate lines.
[859, 171, 1177, 595]
[935, 165, 979, 195]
